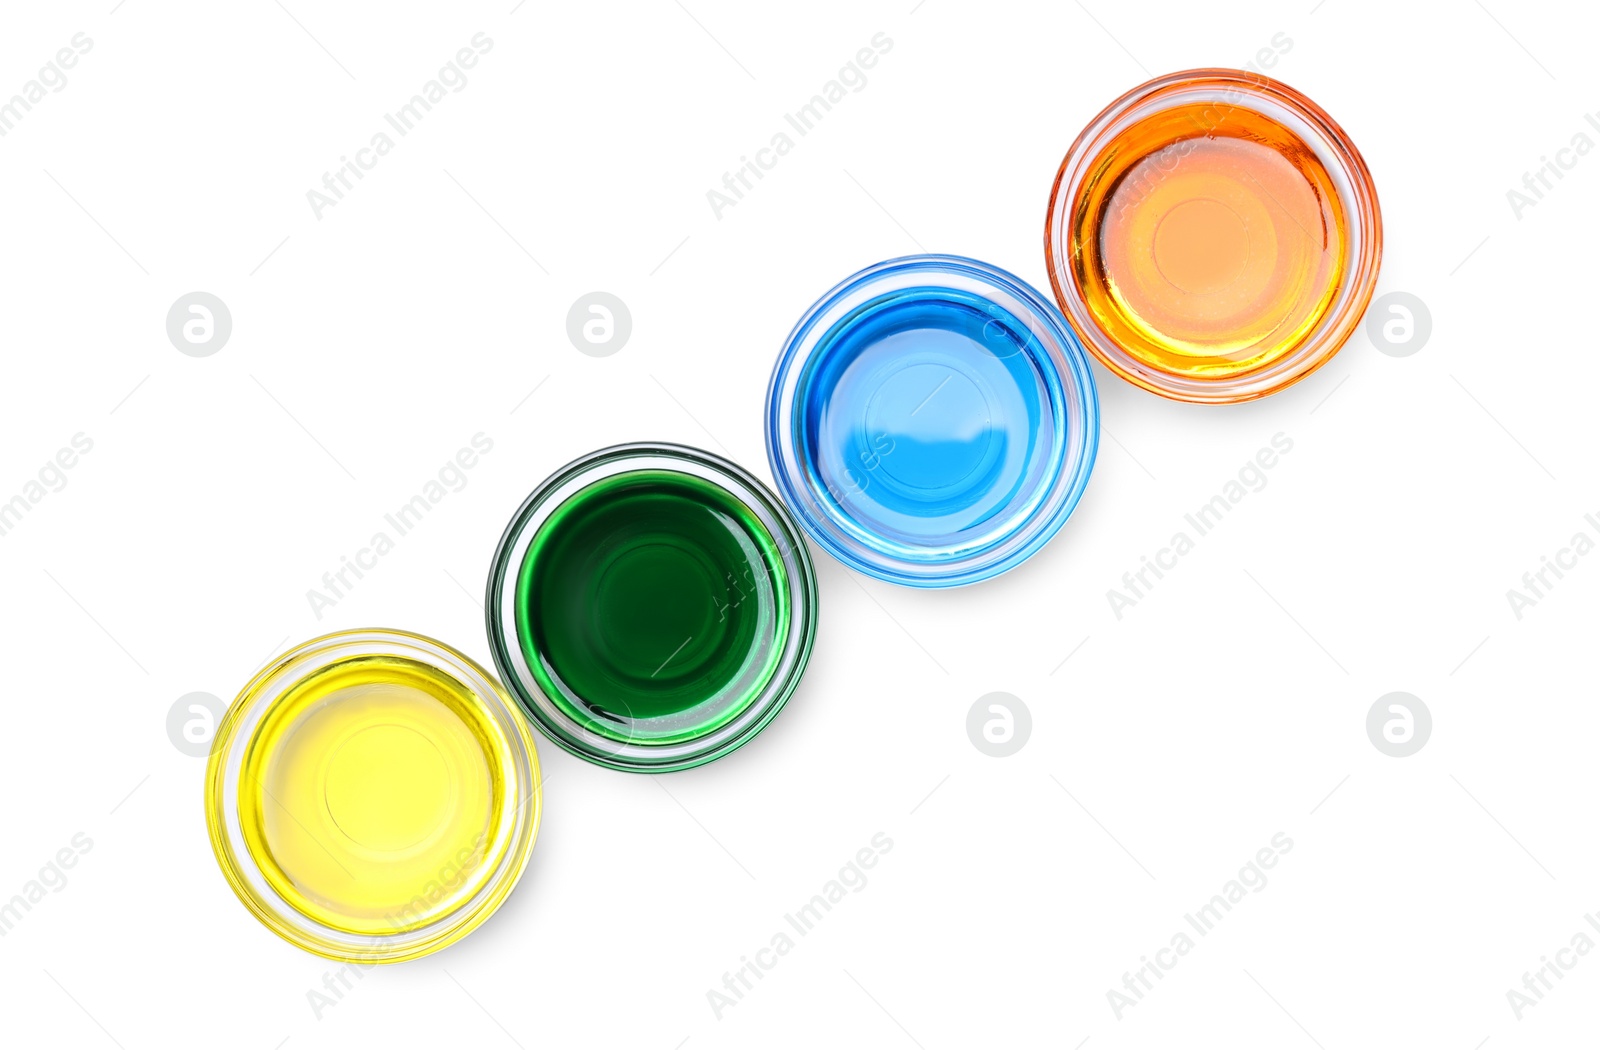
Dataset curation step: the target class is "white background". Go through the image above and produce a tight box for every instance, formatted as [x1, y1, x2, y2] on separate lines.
[1, 0, 1596, 1047]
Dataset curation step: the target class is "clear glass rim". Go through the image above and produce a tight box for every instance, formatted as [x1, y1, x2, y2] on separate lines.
[204, 628, 543, 963]
[765, 253, 1100, 587]
[485, 442, 819, 773]
[1044, 68, 1384, 404]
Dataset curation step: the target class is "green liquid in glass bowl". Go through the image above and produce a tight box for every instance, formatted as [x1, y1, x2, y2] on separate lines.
[487, 445, 817, 772]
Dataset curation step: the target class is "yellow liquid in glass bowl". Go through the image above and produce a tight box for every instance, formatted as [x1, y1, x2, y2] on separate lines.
[208, 630, 540, 962]
[240, 656, 502, 934]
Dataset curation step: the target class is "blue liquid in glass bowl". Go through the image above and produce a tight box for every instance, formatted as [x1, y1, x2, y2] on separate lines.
[766, 255, 1098, 587]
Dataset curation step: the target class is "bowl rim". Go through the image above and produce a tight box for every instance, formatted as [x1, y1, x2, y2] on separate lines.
[1044, 67, 1384, 405]
[765, 253, 1100, 587]
[484, 442, 819, 773]
[204, 627, 543, 963]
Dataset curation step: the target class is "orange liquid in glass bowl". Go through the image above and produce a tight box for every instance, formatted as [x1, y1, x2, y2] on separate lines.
[1047, 70, 1381, 404]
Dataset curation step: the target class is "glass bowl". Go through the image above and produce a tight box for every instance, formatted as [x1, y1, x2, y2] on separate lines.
[1045, 69, 1382, 404]
[766, 254, 1098, 587]
[205, 628, 542, 963]
[486, 443, 818, 773]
